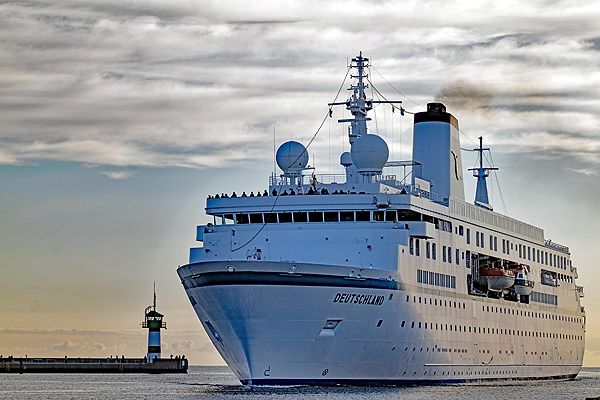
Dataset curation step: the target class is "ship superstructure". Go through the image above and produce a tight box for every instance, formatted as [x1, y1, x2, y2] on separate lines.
[177, 54, 585, 385]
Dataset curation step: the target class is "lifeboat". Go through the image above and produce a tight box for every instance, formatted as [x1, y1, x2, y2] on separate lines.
[510, 264, 535, 296]
[478, 267, 515, 291]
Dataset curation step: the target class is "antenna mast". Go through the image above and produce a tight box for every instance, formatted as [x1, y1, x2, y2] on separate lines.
[468, 136, 498, 211]
[328, 52, 402, 146]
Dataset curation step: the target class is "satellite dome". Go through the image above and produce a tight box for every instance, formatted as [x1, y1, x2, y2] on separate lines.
[340, 152, 353, 167]
[276, 141, 308, 172]
[351, 134, 389, 173]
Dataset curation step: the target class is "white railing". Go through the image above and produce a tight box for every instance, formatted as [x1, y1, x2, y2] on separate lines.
[449, 198, 545, 241]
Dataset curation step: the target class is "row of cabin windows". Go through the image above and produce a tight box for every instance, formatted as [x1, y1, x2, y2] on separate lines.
[483, 304, 582, 325]
[407, 295, 466, 309]
[399, 319, 582, 341]
[227, 211, 571, 273]
[416, 270, 456, 289]
[410, 239, 468, 267]
[407, 295, 583, 327]
[457, 224, 570, 274]
[229, 210, 422, 225]
[219, 210, 455, 229]
[531, 291, 558, 306]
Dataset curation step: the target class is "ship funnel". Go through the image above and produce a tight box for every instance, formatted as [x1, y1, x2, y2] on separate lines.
[412, 103, 465, 203]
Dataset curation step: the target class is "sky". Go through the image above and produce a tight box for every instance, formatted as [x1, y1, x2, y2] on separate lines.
[1, 0, 600, 366]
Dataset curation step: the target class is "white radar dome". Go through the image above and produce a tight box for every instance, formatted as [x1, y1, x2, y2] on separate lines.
[276, 141, 309, 172]
[340, 152, 353, 167]
[351, 134, 389, 173]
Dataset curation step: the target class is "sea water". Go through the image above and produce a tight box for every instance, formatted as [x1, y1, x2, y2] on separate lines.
[2, 366, 600, 399]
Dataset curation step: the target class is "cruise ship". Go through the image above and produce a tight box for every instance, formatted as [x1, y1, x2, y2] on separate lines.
[177, 54, 586, 385]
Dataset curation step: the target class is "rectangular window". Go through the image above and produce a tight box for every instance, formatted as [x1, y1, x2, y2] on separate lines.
[466, 229, 470, 244]
[340, 211, 354, 222]
[503, 239, 506, 253]
[293, 212, 307, 223]
[278, 212, 292, 223]
[417, 270, 422, 283]
[448, 247, 452, 264]
[426, 242, 431, 259]
[456, 249, 460, 265]
[423, 270, 428, 284]
[236, 214, 249, 224]
[459, 225, 463, 235]
[386, 211, 396, 221]
[324, 212, 338, 222]
[443, 246, 447, 262]
[429, 271, 434, 284]
[432, 243, 437, 260]
[264, 213, 277, 223]
[507, 241, 510, 255]
[519, 244, 522, 258]
[435, 273, 440, 286]
[494, 236, 497, 251]
[356, 211, 370, 221]
[545, 252, 548, 265]
[452, 276, 456, 289]
[373, 211, 385, 221]
[476, 232, 479, 247]
[440, 274, 445, 287]
[223, 214, 234, 225]
[416, 239, 420, 256]
[249, 213, 263, 224]
[528, 246, 531, 260]
[490, 235, 493, 250]
[308, 212, 323, 222]
[410, 238, 414, 255]
[480, 233, 484, 248]
[537, 249, 540, 263]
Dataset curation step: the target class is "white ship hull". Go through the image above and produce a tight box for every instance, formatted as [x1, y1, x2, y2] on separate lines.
[178, 260, 584, 384]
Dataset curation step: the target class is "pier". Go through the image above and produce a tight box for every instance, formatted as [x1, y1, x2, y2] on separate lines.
[1, 357, 187, 373]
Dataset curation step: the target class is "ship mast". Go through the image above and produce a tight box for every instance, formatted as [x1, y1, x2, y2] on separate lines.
[328, 52, 402, 146]
[468, 136, 498, 211]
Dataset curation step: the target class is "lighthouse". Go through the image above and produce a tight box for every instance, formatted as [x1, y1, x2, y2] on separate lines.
[141, 283, 166, 363]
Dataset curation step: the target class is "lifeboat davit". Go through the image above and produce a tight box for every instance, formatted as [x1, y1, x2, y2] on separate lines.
[478, 267, 515, 291]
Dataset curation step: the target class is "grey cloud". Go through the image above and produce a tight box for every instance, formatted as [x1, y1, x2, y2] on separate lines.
[0, 327, 143, 336]
[1, 0, 599, 173]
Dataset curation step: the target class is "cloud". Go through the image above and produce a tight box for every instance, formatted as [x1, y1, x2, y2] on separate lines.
[168, 339, 196, 353]
[0, 0, 599, 174]
[0, 327, 142, 336]
[49, 340, 109, 353]
[101, 170, 136, 179]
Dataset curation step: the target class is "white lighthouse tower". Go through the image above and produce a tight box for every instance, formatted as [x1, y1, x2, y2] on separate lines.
[141, 283, 166, 363]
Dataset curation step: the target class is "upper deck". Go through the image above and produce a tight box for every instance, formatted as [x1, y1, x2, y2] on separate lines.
[206, 182, 553, 249]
